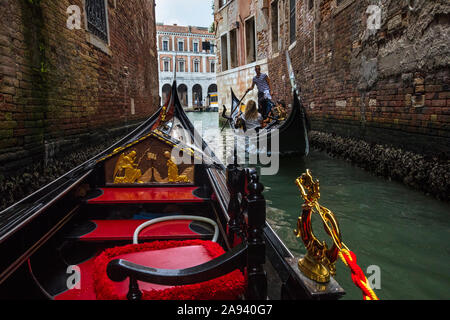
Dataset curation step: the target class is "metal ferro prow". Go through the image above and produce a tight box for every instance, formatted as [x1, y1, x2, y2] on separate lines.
[293, 169, 346, 283]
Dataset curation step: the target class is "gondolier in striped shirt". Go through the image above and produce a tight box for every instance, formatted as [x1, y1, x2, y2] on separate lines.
[246, 65, 274, 119]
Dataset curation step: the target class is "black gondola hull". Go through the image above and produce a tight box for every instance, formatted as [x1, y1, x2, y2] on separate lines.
[226, 89, 310, 156]
[0, 81, 342, 300]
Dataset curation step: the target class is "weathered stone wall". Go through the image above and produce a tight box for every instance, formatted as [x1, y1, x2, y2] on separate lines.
[216, 60, 269, 111]
[268, 0, 450, 157]
[0, 0, 159, 176]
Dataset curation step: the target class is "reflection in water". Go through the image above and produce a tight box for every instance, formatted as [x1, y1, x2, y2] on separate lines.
[188, 112, 450, 300]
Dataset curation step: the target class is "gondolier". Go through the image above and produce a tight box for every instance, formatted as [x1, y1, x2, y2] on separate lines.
[246, 65, 274, 119]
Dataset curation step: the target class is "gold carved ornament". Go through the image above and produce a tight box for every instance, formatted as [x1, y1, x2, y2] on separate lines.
[293, 170, 379, 300]
[113, 150, 143, 184]
[164, 151, 190, 183]
[112, 149, 192, 184]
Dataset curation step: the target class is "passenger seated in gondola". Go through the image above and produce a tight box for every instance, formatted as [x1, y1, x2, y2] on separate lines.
[262, 100, 287, 128]
[237, 100, 263, 132]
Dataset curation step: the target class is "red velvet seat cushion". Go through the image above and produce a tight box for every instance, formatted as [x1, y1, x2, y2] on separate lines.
[93, 240, 246, 300]
[87, 187, 204, 204]
[79, 219, 212, 241]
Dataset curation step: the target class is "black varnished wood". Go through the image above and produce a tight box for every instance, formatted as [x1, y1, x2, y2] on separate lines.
[226, 163, 246, 245]
[245, 170, 267, 300]
[127, 276, 143, 301]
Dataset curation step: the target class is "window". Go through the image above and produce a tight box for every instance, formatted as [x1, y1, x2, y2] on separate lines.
[290, 0, 296, 44]
[204, 41, 215, 53]
[178, 41, 184, 52]
[211, 61, 215, 73]
[308, 0, 314, 10]
[86, 0, 109, 42]
[179, 60, 185, 72]
[164, 60, 169, 72]
[194, 60, 200, 72]
[245, 17, 256, 63]
[193, 42, 198, 53]
[220, 34, 228, 71]
[230, 29, 238, 68]
[271, 0, 279, 52]
[163, 40, 168, 51]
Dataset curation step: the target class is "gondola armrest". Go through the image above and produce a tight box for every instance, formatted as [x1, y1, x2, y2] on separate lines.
[106, 242, 247, 286]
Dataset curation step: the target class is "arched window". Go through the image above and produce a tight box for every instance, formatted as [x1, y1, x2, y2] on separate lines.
[192, 84, 203, 106]
[161, 84, 172, 105]
[178, 40, 184, 52]
[178, 59, 185, 72]
[177, 84, 188, 107]
[162, 37, 169, 51]
[163, 59, 170, 72]
[194, 60, 200, 73]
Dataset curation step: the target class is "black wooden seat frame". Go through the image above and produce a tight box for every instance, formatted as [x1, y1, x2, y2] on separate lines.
[106, 167, 267, 300]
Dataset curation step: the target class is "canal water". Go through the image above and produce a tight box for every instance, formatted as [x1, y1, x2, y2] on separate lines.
[187, 112, 450, 300]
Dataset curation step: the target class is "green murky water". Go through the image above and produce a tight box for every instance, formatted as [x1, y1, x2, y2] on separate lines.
[188, 112, 450, 300]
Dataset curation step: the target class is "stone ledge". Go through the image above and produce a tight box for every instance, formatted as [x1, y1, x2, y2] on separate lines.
[86, 33, 112, 56]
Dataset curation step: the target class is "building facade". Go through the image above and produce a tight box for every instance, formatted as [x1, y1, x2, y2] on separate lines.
[0, 0, 160, 174]
[157, 24, 217, 108]
[214, 0, 273, 112]
[215, 0, 450, 156]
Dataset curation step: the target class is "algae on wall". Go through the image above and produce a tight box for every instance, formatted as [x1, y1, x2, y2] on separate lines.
[18, 0, 49, 166]
[309, 130, 450, 202]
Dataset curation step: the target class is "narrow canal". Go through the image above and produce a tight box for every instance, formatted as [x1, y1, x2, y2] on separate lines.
[188, 111, 450, 300]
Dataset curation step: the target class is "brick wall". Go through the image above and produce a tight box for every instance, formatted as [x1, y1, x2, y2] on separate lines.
[0, 0, 159, 175]
[268, 0, 449, 156]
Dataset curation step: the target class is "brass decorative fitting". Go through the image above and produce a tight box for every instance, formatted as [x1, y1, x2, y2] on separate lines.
[294, 170, 344, 283]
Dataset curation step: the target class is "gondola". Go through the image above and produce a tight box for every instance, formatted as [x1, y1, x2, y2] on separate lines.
[221, 51, 310, 157]
[222, 88, 310, 156]
[0, 80, 344, 300]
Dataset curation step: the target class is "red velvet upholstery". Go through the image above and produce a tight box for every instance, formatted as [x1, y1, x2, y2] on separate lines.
[93, 240, 246, 300]
[87, 187, 204, 204]
[80, 219, 210, 241]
